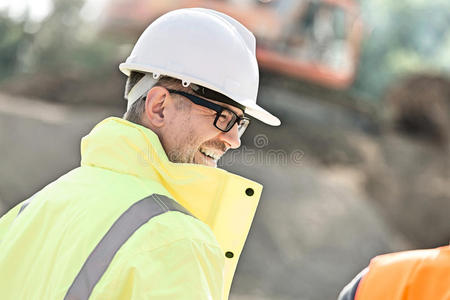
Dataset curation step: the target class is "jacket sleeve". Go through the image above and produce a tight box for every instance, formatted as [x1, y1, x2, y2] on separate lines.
[338, 268, 368, 300]
[0, 202, 22, 244]
[96, 237, 225, 300]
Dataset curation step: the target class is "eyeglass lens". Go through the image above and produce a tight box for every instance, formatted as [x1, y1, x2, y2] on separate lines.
[215, 110, 249, 138]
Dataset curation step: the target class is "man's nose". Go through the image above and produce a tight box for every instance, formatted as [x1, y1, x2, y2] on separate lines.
[219, 123, 241, 149]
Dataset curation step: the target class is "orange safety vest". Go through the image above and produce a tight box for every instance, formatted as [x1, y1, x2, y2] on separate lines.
[355, 245, 450, 300]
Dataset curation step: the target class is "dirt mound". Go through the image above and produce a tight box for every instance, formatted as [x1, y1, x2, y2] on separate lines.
[0, 68, 125, 107]
[385, 73, 450, 146]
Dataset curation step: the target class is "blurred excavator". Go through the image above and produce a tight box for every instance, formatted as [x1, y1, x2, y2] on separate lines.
[103, 0, 363, 89]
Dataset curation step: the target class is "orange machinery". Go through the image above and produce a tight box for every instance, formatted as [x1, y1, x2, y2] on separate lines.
[104, 0, 363, 89]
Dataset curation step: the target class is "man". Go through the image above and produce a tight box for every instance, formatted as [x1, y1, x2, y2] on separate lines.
[0, 8, 280, 300]
[338, 245, 450, 300]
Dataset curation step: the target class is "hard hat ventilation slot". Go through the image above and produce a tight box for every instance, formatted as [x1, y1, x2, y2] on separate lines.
[182, 80, 190, 87]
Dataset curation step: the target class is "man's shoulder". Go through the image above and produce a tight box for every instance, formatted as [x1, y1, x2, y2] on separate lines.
[126, 193, 218, 250]
[141, 207, 220, 251]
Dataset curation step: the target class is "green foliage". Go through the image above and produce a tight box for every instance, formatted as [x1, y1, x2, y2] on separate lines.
[352, 0, 450, 101]
[3, 0, 121, 78]
[0, 0, 126, 105]
[22, 0, 89, 73]
[0, 13, 30, 80]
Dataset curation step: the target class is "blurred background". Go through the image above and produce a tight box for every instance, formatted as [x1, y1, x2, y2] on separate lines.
[0, 0, 449, 299]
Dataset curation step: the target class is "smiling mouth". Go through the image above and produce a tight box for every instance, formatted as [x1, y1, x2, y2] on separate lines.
[199, 148, 221, 160]
[198, 147, 224, 167]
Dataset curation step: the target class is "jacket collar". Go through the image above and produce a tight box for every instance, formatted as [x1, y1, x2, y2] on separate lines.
[80, 117, 262, 298]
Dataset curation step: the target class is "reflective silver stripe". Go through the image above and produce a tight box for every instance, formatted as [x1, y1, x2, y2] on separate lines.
[64, 194, 192, 300]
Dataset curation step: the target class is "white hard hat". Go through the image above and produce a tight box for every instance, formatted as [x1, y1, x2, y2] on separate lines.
[119, 8, 280, 126]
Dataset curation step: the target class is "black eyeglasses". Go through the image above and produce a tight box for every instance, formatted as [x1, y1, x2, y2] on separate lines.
[167, 89, 250, 138]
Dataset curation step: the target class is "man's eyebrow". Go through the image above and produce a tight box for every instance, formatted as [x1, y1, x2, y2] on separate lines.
[218, 102, 245, 118]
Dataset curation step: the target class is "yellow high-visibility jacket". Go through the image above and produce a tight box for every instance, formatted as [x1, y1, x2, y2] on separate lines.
[0, 117, 262, 300]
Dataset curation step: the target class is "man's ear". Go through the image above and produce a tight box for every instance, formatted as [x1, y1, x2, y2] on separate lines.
[143, 86, 169, 128]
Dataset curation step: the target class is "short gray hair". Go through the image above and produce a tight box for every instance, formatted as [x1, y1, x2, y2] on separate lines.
[123, 71, 192, 126]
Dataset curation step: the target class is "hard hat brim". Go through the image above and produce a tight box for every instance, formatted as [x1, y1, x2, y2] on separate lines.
[245, 103, 281, 126]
